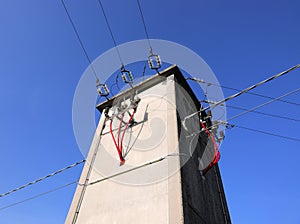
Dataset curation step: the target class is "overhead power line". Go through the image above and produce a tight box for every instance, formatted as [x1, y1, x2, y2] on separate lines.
[136, 0, 152, 51]
[227, 87, 300, 122]
[182, 64, 300, 129]
[136, 0, 161, 72]
[203, 64, 300, 111]
[231, 124, 300, 142]
[187, 78, 300, 107]
[0, 180, 78, 212]
[0, 160, 85, 198]
[226, 104, 300, 123]
[201, 100, 300, 123]
[96, 0, 123, 65]
[199, 88, 300, 143]
[201, 87, 300, 131]
[60, 0, 99, 80]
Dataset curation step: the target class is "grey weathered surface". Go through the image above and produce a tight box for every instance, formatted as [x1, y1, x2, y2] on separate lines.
[66, 65, 230, 223]
[174, 74, 231, 224]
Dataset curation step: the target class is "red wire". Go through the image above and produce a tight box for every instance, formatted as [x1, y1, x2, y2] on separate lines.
[117, 113, 125, 149]
[110, 120, 118, 151]
[110, 119, 125, 164]
[109, 110, 136, 165]
[200, 121, 221, 175]
[120, 110, 136, 152]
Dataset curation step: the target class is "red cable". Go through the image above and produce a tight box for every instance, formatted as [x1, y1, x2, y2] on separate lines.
[117, 113, 125, 149]
[120, 109, 136, 152]
[109, 110, 136, 165]
[110, 119, 125, 164]
[200, 121, 221, 175]
[110, 119, 118, 151]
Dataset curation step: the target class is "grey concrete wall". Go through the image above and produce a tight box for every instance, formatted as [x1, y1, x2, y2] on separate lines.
[66, 66, 230, 224]
[66, 75, 184, 224]
[174, 77, 231, 224]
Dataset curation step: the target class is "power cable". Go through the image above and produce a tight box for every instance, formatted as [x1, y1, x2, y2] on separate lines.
[201, 100, 300, 123]
[60, 0, 99, 80]
[220, 87, 300, 142]
[96, 0, 123, 65]
[0, 160, 85, 198]
[0, 180, 78, 212]
[183, 64, 300, 129]
[226, 104, 300, 123]
[136, 0, 152, 51]
[227, 87, 300, 122]
[230, 124, 300, 142]
[188, 78, 300, 107]
[203, 87, 300, 130]
[84, 153, 189, 186]
[142, 63, 147, 81]
[202, 64, 300, 111]
[191, 87, 300, 143]
[109, 73, 121, 96]
[71, 111, 107, 224]
[136, 0, 161, 72]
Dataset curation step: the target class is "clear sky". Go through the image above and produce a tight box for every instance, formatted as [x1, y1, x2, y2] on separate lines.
[1, 0, 300, 223]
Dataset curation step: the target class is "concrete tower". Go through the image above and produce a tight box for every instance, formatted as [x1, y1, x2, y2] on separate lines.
[66, 65, 231, 224]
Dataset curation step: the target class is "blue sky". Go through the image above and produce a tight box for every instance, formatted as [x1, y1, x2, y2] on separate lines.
[1, 0, 300, 223]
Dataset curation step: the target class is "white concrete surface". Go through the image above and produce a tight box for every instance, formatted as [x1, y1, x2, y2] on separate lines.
[66, 74, 184, 224]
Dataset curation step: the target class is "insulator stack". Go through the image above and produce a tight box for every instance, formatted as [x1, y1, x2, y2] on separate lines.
[148, 54, 161, 70]
[96, 80, 109, 97]
[121, 67, 134, 83]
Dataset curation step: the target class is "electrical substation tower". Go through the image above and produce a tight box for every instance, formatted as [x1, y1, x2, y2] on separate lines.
[66, 65, 231, 224]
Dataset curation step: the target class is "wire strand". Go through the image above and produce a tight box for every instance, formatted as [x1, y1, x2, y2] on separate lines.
[227, 87, 300, 122]
[204, 64, 300, 111]
[183, 64, 300, 127]
[187, 78, 300, 107]
[0, 180, 78, 212]
[201, 100, 300, 123]
[96, 0, 123, 65]
[60, 0, 99, 80]
[190, 87, 300, 143]
[136, 0, 152, 51]
[232, 124, 300, 142]
[85, 153, 189, 186]
[202, 87, 300, 131]
[226, 104, 300, 123]
[0, 160, 85, 198]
